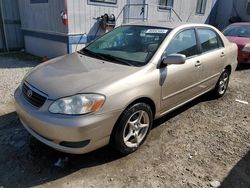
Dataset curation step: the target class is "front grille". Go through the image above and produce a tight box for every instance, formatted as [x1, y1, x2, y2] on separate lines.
[22, 83, 47, 108]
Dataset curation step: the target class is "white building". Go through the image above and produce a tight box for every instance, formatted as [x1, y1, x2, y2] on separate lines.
[1, 0, 249, 57]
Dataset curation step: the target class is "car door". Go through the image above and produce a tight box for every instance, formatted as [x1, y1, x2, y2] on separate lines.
[160, 28, 204, 113]
[196, 28, 225, 91]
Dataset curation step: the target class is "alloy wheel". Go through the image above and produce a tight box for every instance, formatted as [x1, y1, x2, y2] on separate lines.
[218, 71, 229, 95]
[123, 110, 150, 148]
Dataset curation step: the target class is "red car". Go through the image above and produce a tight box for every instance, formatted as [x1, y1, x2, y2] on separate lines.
[223, 22, 250, 64]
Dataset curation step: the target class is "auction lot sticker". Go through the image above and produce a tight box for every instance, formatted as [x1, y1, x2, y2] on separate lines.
[146, 29, 169, 34]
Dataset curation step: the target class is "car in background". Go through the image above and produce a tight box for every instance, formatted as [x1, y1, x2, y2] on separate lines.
[15, 22, 238, 155]
[223, 22, 250, 64]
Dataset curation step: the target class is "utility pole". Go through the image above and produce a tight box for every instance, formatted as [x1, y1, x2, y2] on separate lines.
[0, 0, 9, 52]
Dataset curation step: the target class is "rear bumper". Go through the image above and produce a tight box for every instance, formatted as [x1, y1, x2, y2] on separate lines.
[238, 51, 250, 64]
[14, 87, 122, 154]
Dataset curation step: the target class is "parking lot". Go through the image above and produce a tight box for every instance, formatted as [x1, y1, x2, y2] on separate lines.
[0, 53, 249, 188]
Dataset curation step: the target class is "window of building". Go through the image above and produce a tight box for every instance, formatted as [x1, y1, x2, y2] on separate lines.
[159, 0, 174, 10]
[197, 28, 223, 53]
[89, 0, 117, 4]
[165, 29, 198, 58]
[247, 2, 250, 14]
[196, 0, 207, 14]
[30, 0, 48, 3]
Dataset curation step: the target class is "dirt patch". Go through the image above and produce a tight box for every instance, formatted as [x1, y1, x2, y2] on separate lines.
[0, 53, 40, 107]
[0, 57, 249, 187]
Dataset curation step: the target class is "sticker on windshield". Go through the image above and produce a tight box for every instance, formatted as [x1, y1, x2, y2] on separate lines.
[146, 29, 168, 34]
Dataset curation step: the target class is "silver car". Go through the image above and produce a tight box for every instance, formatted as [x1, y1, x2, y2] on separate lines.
[15, 22, 238, 154]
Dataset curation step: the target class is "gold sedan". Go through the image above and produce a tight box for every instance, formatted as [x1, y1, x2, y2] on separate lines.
[15, 22, 238, 154]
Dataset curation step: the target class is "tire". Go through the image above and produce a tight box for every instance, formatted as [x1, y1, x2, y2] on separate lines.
[213, 69, 230, 98]
[112, 103, 153, 154]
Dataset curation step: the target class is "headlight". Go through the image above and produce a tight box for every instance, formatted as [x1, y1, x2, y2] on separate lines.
[49, 94, 105, 115]
[242, 44, 250, 52]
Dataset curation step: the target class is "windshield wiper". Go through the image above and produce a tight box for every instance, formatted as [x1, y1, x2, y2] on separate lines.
[78, 49, 109, 61]
[79, 49, 134, 66]
[99, 54, 134, 66]
[238, 35, 249, 38]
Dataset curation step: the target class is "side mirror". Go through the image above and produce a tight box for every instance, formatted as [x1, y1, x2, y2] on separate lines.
[162, 54, 186, 66]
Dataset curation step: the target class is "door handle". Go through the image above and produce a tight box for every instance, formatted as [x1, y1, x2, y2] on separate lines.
[195, 60, 202, 67]
[220, 52, 225, 57]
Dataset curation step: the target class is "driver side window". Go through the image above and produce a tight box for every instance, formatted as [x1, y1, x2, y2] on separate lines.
[165, 29, 199, 58]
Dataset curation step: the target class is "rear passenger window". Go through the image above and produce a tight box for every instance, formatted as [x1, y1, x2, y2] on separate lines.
[197, 28, 223, 53]
[165, 29, 198, 58]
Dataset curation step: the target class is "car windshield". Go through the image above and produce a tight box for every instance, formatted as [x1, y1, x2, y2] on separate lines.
[80, 26, 170, 66]
[223, 25, 250, 38]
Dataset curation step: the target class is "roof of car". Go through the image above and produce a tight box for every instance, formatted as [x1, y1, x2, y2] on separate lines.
[229, 22, 250, 26]
[123, 21, 210, 29]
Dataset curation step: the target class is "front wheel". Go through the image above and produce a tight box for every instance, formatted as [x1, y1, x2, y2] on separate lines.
[213, 69, 230, 98]
[112, 103, 153, 154]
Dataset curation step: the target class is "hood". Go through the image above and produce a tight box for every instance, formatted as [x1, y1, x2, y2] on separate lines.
[226, 36, 250, 47]
[25, 53, 139, 99]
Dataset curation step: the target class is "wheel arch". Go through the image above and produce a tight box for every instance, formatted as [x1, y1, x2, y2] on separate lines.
[125, 97, 156, 118]
[224, 65, 232, 75]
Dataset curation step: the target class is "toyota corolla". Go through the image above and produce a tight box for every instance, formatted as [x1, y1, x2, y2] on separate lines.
[15, 22, 238, 154]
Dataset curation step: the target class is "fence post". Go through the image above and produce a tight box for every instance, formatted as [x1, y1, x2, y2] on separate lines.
[0, 0, 9, 52]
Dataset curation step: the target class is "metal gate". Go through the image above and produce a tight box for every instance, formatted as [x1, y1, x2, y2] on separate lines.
[0, 0, 23, 52]
[122, 2, 182, 24]
[123, 0, 148, 23]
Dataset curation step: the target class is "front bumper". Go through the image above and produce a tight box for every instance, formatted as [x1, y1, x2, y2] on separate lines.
[14, 87, 122, 154]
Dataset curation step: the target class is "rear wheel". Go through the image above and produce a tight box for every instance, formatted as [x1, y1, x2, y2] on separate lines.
[213, 69, 230, 98]
[112, 103, 153, 154]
